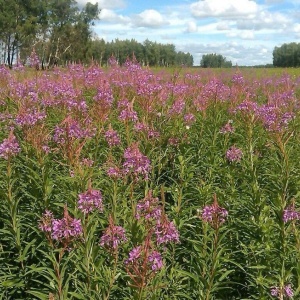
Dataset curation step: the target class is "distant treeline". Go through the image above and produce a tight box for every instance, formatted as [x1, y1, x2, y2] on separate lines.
[89, 38, 194, 67]
[273, 42, 300, 67]
[200, 53, 232, 68]
[0, 0, 193, 68]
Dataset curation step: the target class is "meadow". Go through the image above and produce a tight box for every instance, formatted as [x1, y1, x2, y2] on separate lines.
[1, 60, 300, 299]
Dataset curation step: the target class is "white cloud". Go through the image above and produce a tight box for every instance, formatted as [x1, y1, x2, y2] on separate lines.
[76, 0, 126, 9]
[185, 21, 198, 33]
[133, 9, 168, 28]
[99, 9, 130, 24]
[236, 11, 290, 30]
[216, 21, 231, 30]
[227, 30, 255, 40]
[190, 0, 259, 18]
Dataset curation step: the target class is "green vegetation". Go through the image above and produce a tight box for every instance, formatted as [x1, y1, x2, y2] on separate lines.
[0, 63, 300, 299]
[200, 53, 232, 68]
[0, 0, 193, 68]
[273, 42, 300, 67]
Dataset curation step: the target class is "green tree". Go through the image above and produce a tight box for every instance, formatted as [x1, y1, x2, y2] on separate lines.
[273, 42, 300, 67]
[0, 0, 46, 67]
[200, 53, 232, 68]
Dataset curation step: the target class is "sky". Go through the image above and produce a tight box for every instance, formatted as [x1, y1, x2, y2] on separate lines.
[76, 0, 300, 66]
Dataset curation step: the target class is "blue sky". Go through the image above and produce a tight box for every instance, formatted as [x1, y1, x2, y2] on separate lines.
[77, 0, 300, 66]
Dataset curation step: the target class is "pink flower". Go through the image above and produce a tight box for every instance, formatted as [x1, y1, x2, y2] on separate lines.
[78, 189, 103, 214]
[0, 132, 21, 159]
[226, 146, 243, 162]
[100, 217, 127, 250]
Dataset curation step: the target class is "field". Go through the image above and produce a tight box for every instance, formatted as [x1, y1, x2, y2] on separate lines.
[1, 62, 300, 299]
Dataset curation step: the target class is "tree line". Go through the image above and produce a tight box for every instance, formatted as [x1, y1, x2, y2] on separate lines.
[273, 42, 300, 67]
[0, 0, 193, 68]
[200, 53, 232, 68]
[0, 0, 100, 68]
[89, 38, 193, 67]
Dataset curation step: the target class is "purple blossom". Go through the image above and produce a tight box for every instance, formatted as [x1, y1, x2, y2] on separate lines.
[15, 109, 46, 127]
[168, 99, 185, 115]
[108, 55, 118, 67]
[78, 189, 103, 214]
[125, 245, 164, 273]
[136, 191, 162, 221]
[119, 107, 138, 122]
[123, 144, 151, 179]
[100, 217, 127, 250]
[81, 158, 94, 167]
[271, 284, 294, 299]
[283, 205, 299, 223]
[125, 246, 142, 264]
[29, 49, 40, 69]
[220, 120, 234, 134]
[93, 88, 114, 107]
[134, 122, 160, 139]
[234, 100, 259, 114]
[226, 146, 243, 162]
[53, 117, 95, 144]
[184, 113, 196, 125]
[270, 286, 279, 297]
[105, 128, 121, 147]
[231, 73, 245, 85]
[155, 217, 180, 245]
[200, 196, 228, 228]
[51, 217, 82, 241]
[148, 251, 163, 271]
[107, 166, 122, 179]
[39, 207, 82, 243]
[284, 284, 294, 298]
[0, 132, 21, 159]
[39, 210, 54, 233]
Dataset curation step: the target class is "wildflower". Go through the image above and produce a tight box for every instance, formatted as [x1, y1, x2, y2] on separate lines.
[136, 190, 162, 221]
[184, 113, 196, 125]
[0, 132, 21, 159]
[29, 48, 40, 69]
[39, 207, 82, 242]
[100, 216, 127, 250]
[168, 99, 185, 115]
[270, 286, 279, 297]
[39, 210, 54, 233]
[220, 120, 234, 134]
[226, 146, 243, 162]
[125, 246, 163, 271]
[123, 144, 151, 179]
[125, 246, 142, 264]
[107, 166, 122, 179]
[284, 284, 294, 298]
[81, 158, 94, 167]
[93, 88, 114, 107]
[200, 194, 228, 229]
[53, 117, 95, 144]
[148, 251, 163, 271]
[78, 189, 103, 214]
[119, 107, 138, 122]
[283, 204, 299, 223]
[231, 73, 245, 85]
[155, 216, 180, 245]
[15, 109, 46, 127]
[51, 217, 82, 241]
[105, 128, 121, 147]
[271, 284, 293, 299]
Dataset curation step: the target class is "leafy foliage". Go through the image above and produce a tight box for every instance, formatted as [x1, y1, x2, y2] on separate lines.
[0, 63, 300, 299]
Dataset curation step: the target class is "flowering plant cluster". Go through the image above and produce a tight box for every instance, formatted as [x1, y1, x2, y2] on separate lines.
[1, 62, 300, 299]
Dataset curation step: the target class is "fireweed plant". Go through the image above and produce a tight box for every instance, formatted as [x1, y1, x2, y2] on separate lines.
[1, 60, 300, 299]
